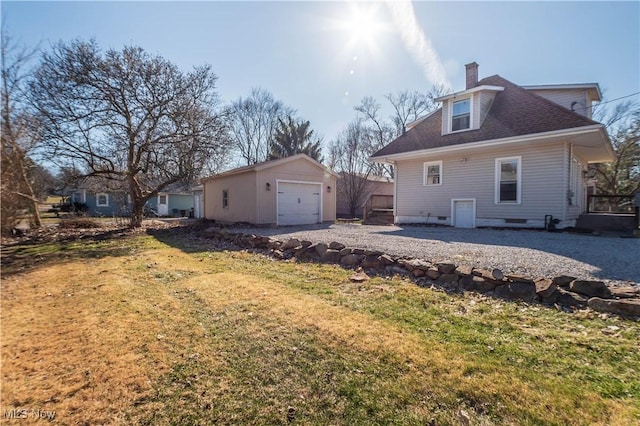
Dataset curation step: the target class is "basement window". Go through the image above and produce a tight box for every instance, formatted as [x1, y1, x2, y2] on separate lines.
[504, 218, 527, 224]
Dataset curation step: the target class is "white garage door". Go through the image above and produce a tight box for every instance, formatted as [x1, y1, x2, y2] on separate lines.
[277, 182, 321, 225]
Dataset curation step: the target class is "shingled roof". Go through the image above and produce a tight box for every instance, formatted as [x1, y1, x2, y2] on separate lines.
[371, 75, 602, 158]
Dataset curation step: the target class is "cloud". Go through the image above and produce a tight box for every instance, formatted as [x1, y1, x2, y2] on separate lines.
[385, 0, 451, 90]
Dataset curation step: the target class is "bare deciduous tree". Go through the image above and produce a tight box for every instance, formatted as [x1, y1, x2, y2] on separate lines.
[385, 85, 447, 136]
[593, 104, 640, 195]
[1, 27, 42, 235]
[29, 40, 230, 227]
[329, 120, 375, 218]
[226, 88, 294, 166]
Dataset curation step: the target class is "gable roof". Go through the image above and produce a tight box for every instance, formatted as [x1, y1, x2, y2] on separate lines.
[201, 153, 339, 182]
[371, 75, 608, 159]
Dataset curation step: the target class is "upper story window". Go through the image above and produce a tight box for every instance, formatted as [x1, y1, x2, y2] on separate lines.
[495, 156, 521, 204]
[451, 99, 471, 131]
[423, 161, 442, 186]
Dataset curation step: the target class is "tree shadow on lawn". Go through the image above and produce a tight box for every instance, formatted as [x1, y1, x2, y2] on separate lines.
[374, 226, 639, 284]
[1, 228, 138, 277]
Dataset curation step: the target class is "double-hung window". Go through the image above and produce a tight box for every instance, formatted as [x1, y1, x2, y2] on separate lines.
[451, 99, 471, 131]
[222, 190, 229, 208]
[495, 157, 521, 203]
[96, 193, 109, 207]
[424, 161, 442, 186]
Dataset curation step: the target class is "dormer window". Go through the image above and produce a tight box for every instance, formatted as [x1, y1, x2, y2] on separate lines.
[452, 99, 471, 131]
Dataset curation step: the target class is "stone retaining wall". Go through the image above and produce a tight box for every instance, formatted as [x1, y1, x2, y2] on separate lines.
[203, 227, 640, 318]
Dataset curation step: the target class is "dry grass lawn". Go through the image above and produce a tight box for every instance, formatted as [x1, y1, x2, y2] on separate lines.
[1, 229, 639, 425]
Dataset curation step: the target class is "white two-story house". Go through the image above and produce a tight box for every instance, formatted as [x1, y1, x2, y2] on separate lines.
[370, 62, 614, 229]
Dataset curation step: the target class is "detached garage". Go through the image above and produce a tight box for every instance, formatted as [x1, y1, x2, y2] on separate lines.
[202, 154, 338, 226]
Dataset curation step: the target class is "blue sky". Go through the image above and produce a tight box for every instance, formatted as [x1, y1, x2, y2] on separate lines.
[3, 1, 639, 146]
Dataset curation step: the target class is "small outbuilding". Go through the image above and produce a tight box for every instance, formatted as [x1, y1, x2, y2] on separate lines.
[202, 154, 339, 226]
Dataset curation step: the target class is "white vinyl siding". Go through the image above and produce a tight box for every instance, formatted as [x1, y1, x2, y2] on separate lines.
[394, 143, 566, 224]
[495, 156, 521, 204]
[478, 91, 497, 126]
[423, 161, 442, 186]
[526, 89, 591, 118]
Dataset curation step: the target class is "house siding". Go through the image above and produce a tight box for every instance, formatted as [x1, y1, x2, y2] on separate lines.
[527, 89, 591, 118]
[394, 141, 570, 227]
[478, 91, 496, 126]
[204, 172, 258, 223]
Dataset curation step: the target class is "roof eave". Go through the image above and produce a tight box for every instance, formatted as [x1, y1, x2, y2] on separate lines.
[435, 85, 505, 102]
[370, 125, 611, 162]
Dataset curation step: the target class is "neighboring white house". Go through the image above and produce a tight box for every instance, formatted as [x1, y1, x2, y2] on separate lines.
[370, 62, 615, 229]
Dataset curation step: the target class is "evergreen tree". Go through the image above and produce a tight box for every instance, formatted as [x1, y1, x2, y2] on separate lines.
[268, 116, 323, 162]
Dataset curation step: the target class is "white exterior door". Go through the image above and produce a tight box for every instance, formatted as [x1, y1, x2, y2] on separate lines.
[193, 194, 203, 218]
[277, 182, 321, 225]
[453, 199, 475, 228]
[157, 194, 169, 216]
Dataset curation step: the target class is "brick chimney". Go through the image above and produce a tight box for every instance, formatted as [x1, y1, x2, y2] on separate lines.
[465, 62, 479, 89]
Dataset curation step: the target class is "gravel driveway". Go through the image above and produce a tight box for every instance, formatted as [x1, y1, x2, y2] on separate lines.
[232, 224, 639, 286]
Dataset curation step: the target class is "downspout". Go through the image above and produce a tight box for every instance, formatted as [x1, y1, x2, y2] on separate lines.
[392, 160, 398, 224]
[562, 142, 570, 222]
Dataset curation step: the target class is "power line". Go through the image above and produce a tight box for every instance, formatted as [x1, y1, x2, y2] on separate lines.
[596, 91, 640, 106]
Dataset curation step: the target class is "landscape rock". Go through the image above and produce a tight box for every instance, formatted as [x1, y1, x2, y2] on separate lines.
[378, 254, 396, 265]
[456, 265, 474, 276]
[267, 238, 282, 250]
[588, 298, 640, 317]
[386, 265, 410, 276]
[494, 282, 537, 302]
[340, 254, 364, 267]
[320, 249, 342, 263]
[361, 256, 383, 270]
[570, 280, 612, 299]
[425, 268, 441, 280]
[282, 238, 302, 250]
[314, 242, 328, 256]
[552, 275, 576, 287]
[459, 275, 497, 292]
[329, 241, 345, 250]
[300, 240, 313, 248]
[610, 286, 640, 299]
[534, 278, 557, 299]
[555, 288, 589, 307]
[437, 263, 457, 274]
[339, 247, 353, 256]
[492, 268, 505, 281]
[349, 270, 370, 283]
[412, 268, 425, 277]
[437, 273, 459, 285]
[506, 274, 534, 284]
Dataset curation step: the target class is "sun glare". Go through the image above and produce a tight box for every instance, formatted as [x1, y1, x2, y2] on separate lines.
[340, 2, 387, 54]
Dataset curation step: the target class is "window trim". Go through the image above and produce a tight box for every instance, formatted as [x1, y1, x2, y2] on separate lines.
[222, 189, 229, 209]
[449, 97, 472, 133]
[495, 156, 522, 204]
[96, 192, 109, 207]
[423, 160, 443, 186]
